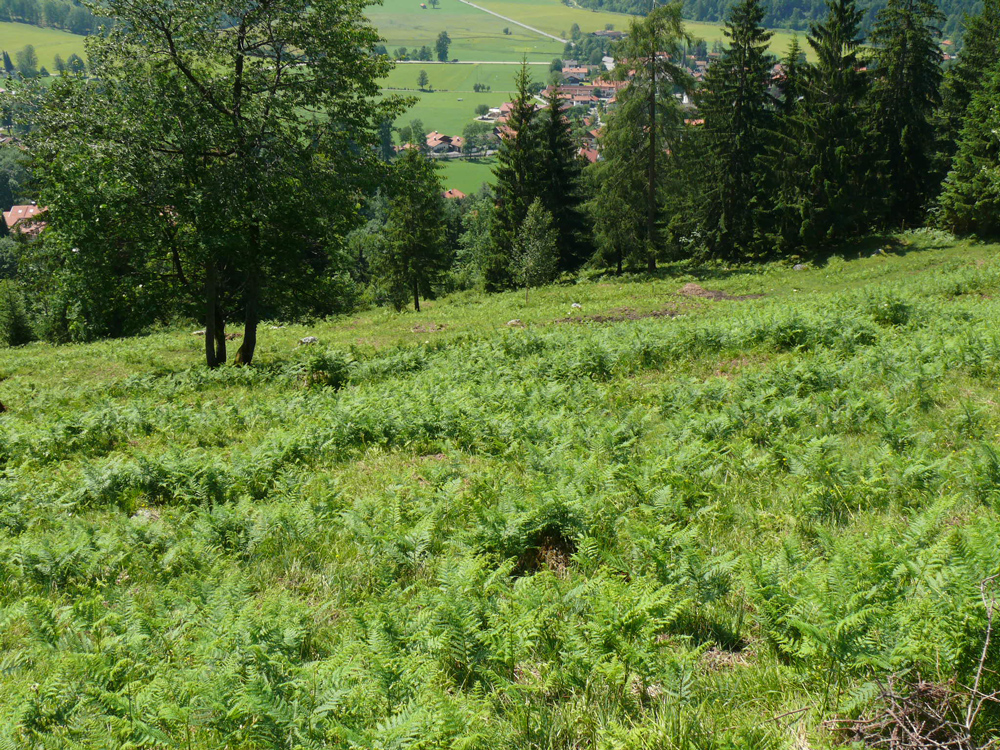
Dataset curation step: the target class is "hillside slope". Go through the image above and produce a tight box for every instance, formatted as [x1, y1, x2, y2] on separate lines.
[1, 233, 1000, 748]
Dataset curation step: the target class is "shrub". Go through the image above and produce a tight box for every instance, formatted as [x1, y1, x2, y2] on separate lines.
[0, 280, 35, 346]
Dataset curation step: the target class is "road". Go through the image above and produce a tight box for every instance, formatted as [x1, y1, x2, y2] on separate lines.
[455, 0, 569, 44]
[393, 60, 551, 65]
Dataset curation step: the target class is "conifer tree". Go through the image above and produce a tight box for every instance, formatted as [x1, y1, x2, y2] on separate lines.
[593, 3, 691, 272]
[777, 36, 806, 115]
[784, 0, 873, 248]
[374, 148, 447, 311]
[488, 62, 542, 290]
[938, 0, 1000, 162]
[1, 51, 12, 77]
[539, 86, 590, 271]
[699, 0, 774, 259]
[868, 0, 944, 227]
[938, 63, 1000, 238]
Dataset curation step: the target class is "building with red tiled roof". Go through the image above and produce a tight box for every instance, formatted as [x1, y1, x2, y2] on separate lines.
[4, 204, 47, 236]
[443, 189, 467, 200]
[578, 147, 599, 164]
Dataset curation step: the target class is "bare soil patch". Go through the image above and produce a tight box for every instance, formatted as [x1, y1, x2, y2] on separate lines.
[678, 282, 765, 302]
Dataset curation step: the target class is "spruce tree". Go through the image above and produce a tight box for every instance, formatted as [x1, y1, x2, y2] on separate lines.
[795, 0, 873, 247]
[374, 148, 448, 311]
[868, 0, 944, 227]
[938, 0, 1000, 162]
[539, 86, 590, 271]
[592, 3, 691, 272]
[489, 62, 542, 291]
[699, 0, 774, 259]
[778, 36, 806, 115]
[1, 51, 12, 78]
[938, 63, 1000, 238]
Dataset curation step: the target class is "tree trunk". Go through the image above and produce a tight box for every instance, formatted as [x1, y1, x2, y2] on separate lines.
[214, 302, 227, 364]
[413, 277, 420, 312]
[233, 273, 259, 366]
[205, 264, 220, 369]
[616, 247, 623, 276]
[647, 41, 658, 273]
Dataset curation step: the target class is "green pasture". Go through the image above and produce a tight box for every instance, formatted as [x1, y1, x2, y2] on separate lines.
[474, 0, 805, 57]
[0, 21, 86, 71]
[437, 156, 495, 193]
[367, 0, 564, 61]
[381, 61, 531, 92]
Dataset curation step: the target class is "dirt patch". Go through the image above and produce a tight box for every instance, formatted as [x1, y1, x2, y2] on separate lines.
[678, 282, 764, 302]
[515, 532, 576, 577]
[555, 306, 681, 325]
[412, 323, 446, 333]
[700, 646, 751, 672]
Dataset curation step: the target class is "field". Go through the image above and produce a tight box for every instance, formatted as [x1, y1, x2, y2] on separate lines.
[2, 233, 1000, 748]
[472, 0, 805, 56]
[367, 0, 564, 61]
[0, 21, 85, 70]
[438, 156, 495, 193]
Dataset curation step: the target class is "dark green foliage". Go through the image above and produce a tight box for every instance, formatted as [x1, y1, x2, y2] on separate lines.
[371, 148, 448, 311]
[937, 0, 1000, 170]
[868, 0, 944, 226]
[488, 63, 543, 291]
[698, 0, 774, 259]
[589, 3, 692, 272]
[0, 278, 33, 345]
[938, 64, 1000, 237]
[770, 0, 876, 251]
[538, 86, 591, 272]
[436, 30, 451, 62]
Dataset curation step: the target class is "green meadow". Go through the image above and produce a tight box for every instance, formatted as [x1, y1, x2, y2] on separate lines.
[0, 21, 86, 70]
[3, 234, 1000, 747]
[367, 0, 564, 61]
[438, 156, 495, 193]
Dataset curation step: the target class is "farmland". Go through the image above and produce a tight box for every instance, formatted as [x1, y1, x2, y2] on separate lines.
[438, 156, 495, 193]
[0, 21, 85, 70]
[2, 234, 1000, 747]
[367, 0, 565, 61]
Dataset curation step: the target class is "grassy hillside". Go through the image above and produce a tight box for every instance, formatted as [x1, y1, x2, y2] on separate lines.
[2, 232, 1000, 748]
[0, 21, 85, 70]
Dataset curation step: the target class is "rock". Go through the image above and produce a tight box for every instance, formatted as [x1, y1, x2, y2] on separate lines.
[506, 319, 524, 327]
[225, 332, 242, 341]
[131, 507, 161, 523]
[793, 263, 807, 271]
[193, 330, 206, 336]
[299, 336, 319, 345]
[571, 303, 583, 309]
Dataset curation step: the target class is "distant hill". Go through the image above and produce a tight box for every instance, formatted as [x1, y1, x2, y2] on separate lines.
[574, 0, 978, 40]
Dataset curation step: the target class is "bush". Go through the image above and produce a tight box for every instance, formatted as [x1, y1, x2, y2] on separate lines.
[305, 349, 353, 389]
[0, 280, 34, 346]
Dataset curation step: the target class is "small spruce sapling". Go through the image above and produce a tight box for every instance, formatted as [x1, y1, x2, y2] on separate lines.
[515, 199, 559, 303]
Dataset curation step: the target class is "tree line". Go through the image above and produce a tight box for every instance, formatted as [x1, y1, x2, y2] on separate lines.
[0, 0, 108, 35]
[1, 0, 999, 364]
[573, 0, 977, 39]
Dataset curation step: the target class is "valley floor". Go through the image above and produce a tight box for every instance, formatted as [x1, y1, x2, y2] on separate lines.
[2, 232, 1000, 748]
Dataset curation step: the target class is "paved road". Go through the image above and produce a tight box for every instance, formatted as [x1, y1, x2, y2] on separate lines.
[394, 60, 550, 65]
[455, 0, 569, 44]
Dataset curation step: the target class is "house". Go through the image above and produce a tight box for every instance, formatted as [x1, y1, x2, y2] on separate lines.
[426, 131, 465, 154]
[561, 66, 590, 84]
[602, 56, 616, 71]
[593, 30, 625, 41]
[4, 204, 47, 236]
[443, 189, 466, 200]
[578, 147, 599, 164]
